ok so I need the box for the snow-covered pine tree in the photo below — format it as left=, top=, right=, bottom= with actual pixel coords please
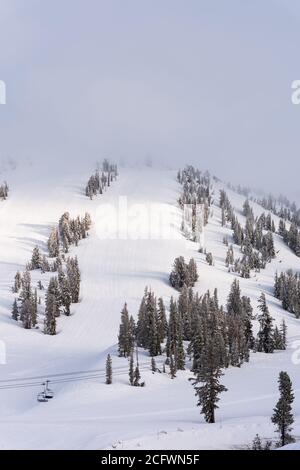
left=170, top=256, right=197, bottom=290
left=41, top=255, right=51, bottom=273
left=273, top=326, right=284, bottom=350
left=21, top=297, right=36, bottom=329
left=278, top=219, right=286, bottom=237
left=271, top=371, right=295, bottom=447
left=133, top=364, right=141, bottom=387
left=250, top=434, right=272, bottom=450
left=13, top=271, right=22, bottom=293
left=30, top=246, right=42, bottom=270
left=136, top=288, right=161, bottom=356
left=226, top=279, right=249, bottom=366
left=118, top=303, right=134, bottom=357
left=20, top=269, right=32, bottom=302
left=190, top=334, right=227, bottom=423
left=169, top=256, right=188, bottom=290
left=58, top=269, right=72, bottom=315
left=251, top=434, right=263, bottom=450
left=274, top=270, right=300, bottom=318
left=241, top=295, right=254, bottom=349
left=188, top=258, right=198, bottom=284
left=166, top=297, right=180, bottom=359
left=257, top=293, right=274, bottom=353
left=129, top=353, right=134, bottom=385
left=144, top=290, right=159, bottom=356
left=66, top=256, right=80, bottom=303
left=280, top=319, right=287, bottom=350
left=178, top=285, right=192, bottom=341
left=105, top=354, right=112, bottom=384
left=243, top=199, right=252, bottom=217
left=206, top=252, right=213, bottom=266
left=136, top=292, right=147, bottom=347
left=84, top=212, right=92, bottom=231
left=19, top=270, right=37, bottom=329
left=47, top=277, right=61, bottom=317
left=225, top=245, right=234, bottom=267
left=47, top=228, right=60, bottom=258
left=44, top=291, right=57, bottom=335
left=157, top=297, right=167, bottom=344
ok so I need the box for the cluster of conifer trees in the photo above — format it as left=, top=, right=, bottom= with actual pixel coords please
left=27, top=246, right=53, bottom=273
left=0, top=181, right=9, bottom=200
left=177, top=166, right=211, bottom=242
left=255, top=292, right=287, bottom=353
left=254, top=192, right=300, bottom=256
left=241, top=184, right=300, bottom=257
left=274, top=270, right=300, bottom=318
left=85, top=160, right=118, bottom=199
left=169, top=256, right=198, bottom=290
left=257, top=193, right=300, bottom=228
left=11, top=270, right=37, bottom=329
left=278, top=220, right=300, bottom=257
left=47, top=211, right=91, bottom=256
left=177, top=166, right=212, bottom=207
left=11, top=212, right=88, bottom=334
left=220, top=191, right=276, bottom=277
left=11, top=256, right=80, bottom=334
left=117, top=279, right=286, bottom=423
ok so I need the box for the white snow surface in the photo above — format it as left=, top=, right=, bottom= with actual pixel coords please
left=0, top=162, right=300, bottom=450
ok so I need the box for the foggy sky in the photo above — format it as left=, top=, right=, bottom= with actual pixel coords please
left=0, top=0, right=300, bottom=201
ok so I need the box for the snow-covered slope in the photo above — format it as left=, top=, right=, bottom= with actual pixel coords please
left=0, top=163, right=299, bottom=450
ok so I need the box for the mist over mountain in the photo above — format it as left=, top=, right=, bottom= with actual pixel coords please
left=0, top=0, right=300, bottom=202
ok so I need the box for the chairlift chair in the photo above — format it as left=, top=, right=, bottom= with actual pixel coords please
left=44, top=380, right=54, bottom=399
left=37, top=384, right=48, bottom=402
left=37, top=381, right=54, bottom=402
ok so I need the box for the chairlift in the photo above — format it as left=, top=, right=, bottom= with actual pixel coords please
left=37, top=383, right=48, bottom=403
left=44, top=380, right=54, bottom=399
left=37, top=380, right=54, bottom=402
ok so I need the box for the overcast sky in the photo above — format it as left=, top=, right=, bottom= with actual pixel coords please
left=0, top=0, right=300, bottom=201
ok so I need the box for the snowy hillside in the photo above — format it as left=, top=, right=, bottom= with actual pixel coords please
left=0, top=162, right=299, bottom=450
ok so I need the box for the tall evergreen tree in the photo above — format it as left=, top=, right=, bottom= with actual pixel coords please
left=105, top=354, right=112, bottom=384
left=44, top=291, right=57, bottom=335
left=118, top=303, right=133, bottom=357
left=257, top=293, right=274, bottom=353
left=30, top=246, right=42, bottom=270
left=157, top=297, right=167, bottom=343
left=58, top=269, right=72, bottom=315
left=66, top=256, right=80, bottom=303
left=133, top=364, right=141, bottom=387
left=226, top=279, right=249, bottom=366
left=188, top=258, right=198, bottom=284
left=47, top=228, right=60, bottom=258
left=190, top=336, right=227, bottom=423
left=129, top=353, right=134, bottom=386
left=13, top=271, right=22, bottom=293
left=166, top=297, right=180, bottom=358
left=280, top=319, right=287, bottom=350
left=271, top=371, right=295, bottom=447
